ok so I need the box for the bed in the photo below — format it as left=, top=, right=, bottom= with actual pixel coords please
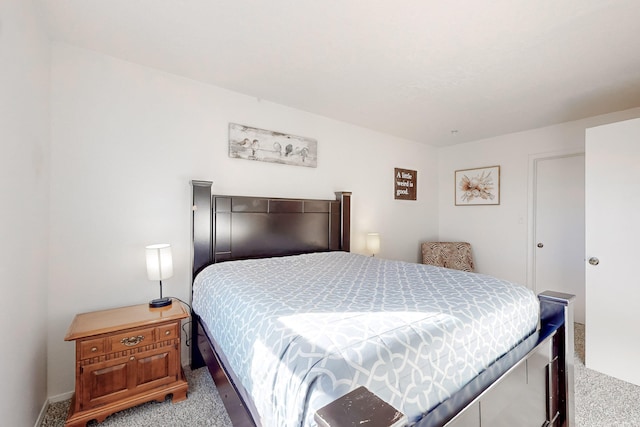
left=189, top=181, right=575, bottom=427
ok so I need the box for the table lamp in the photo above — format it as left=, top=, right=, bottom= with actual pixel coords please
left=146, top=243, right=173, bottom=308
left=366, top=232, right=380, bottom=257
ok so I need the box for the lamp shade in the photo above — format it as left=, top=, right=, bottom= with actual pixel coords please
left=146, top=244, right=173, bottom=281
left=366, top=233, right=380, bottom=256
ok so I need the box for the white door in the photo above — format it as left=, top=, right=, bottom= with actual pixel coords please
left=534, top=154, right=585, bottom=323
left=585, top=117, right=640, bottom=386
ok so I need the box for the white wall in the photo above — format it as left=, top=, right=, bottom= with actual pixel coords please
left=48, top=43, right=439, bottom=396
left=0, top=0, right=51, bottom=424
left=438, top=107, right=640, bottom=286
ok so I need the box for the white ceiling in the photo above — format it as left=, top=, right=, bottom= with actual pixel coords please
left=36, top=0, right=640, bottom=146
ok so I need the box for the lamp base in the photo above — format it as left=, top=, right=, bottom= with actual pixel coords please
left=149, top=297, right=172, bottom=308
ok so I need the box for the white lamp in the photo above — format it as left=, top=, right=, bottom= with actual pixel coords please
left=146, top=243, right=173, bottom=308
left=366, top=233, right=380, bottom=257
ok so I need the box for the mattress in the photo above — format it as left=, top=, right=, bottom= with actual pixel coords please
left=192, top=252, right=539, bottom=426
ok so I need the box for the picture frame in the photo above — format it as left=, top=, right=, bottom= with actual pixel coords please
left=455, top=165, right=500, bottom=205
left=228, top=123, right=317, bottom=168
left=394, top=168, right=417, bottom=201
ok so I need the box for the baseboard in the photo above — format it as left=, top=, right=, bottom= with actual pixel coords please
left=49, top=390, right=74, bottom=403
left=34, top=399, right=48, bottom=427
left=35, top=391, right=74, bottom=427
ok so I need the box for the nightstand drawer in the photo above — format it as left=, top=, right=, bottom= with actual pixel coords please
left=157, top=323, right=178, bottom=340
left=80, top=338, right=106, bottom=359
left=110, top=327, right=155, bottom=352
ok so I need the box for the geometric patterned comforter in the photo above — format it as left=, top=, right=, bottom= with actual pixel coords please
left=192, top=252, right=539, bottom=426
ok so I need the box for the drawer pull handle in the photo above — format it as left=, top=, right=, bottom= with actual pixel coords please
left=120, top=335, right=144, bottom=346
left=165, top=330, right=171, bottom=336
left=91, top=347, right=98, bottom=352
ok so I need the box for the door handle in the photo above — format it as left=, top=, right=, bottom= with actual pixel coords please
left=537, top=243, right=544, bottom=248
left=589, top=257, right=600, bottom=266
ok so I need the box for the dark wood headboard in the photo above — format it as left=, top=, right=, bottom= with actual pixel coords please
left=191, top=180, right=352, bottom=280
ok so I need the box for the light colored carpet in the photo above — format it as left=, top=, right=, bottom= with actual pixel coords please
left=42, top=324, right=640, bottom=426
left=41, top=366, right=232, bottom=427
left=574, top=323, right=640, bottom=427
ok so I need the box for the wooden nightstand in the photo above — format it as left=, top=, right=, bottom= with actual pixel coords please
left=64, top=300, right=189, bottom=426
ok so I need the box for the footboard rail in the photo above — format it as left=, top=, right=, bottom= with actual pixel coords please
left=538, top=290, right=575, bottom=427
left=316, top=291, right=575, bottom=427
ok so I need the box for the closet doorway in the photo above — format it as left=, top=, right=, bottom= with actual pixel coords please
left=532, top=153, right=585, bottom=324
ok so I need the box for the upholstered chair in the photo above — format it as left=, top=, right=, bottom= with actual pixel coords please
left=421, top=242, right=475, bottom=272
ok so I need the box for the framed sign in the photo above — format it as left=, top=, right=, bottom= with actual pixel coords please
left=394, top=168, right=417, bottom=200
left=455, top=165, right=500, bottom=205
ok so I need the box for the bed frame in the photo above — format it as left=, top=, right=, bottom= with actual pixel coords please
left=189, top=180, right=574, bottom=427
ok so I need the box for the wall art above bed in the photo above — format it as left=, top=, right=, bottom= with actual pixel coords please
left=228, top=123, right=318, bottom=168
left=455, top=165, right=500, bottom=205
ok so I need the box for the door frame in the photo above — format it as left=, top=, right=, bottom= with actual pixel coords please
left=527, top=149, right=585, bottom=294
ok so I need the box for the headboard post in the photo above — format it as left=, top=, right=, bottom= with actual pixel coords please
left=335, top=191, right=351, bottom=252
left=191, top=180, right=213, bottom=280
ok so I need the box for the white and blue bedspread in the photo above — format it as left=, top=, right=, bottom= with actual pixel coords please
left=193, top=252, right=539, bottom=426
